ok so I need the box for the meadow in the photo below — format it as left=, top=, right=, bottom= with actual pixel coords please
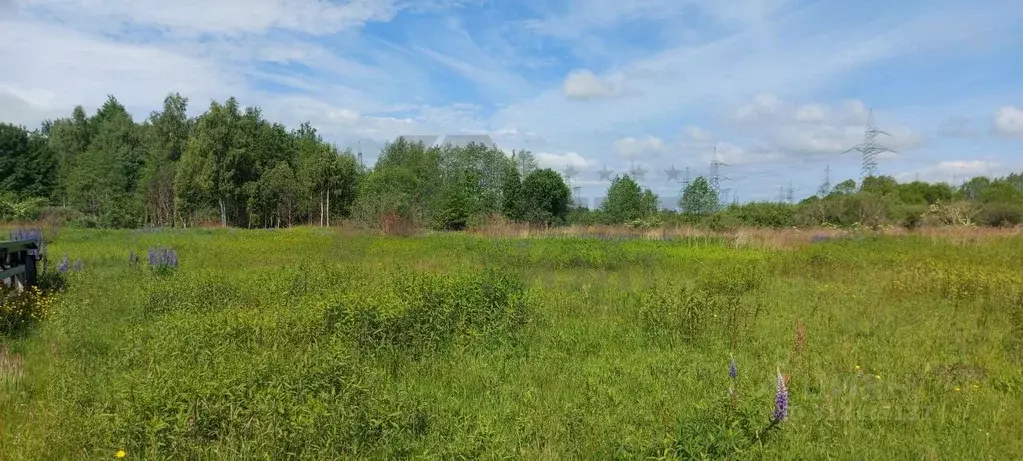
left=2, top=227, right=1023, bottom=459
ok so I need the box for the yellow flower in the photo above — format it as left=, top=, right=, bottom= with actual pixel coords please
left=953, top=387, right=961, bottom=392
left=855, top=365, right=861, bottom=371
left=874, top=374, right=881, bottom=380
left=115, top=450, right=126, bottom=458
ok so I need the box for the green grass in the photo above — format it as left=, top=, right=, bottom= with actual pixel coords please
left=2, top=228, right=1023, bottom=459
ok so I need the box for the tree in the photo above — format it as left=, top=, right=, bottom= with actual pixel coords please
left=501, top=162, right=524, bottom=221
left=249, top=161, right=298, bottom=227
left=353, top=137, right=442, bottom=225
left=680, top=176, right=719, bottom=217
left=601, top=175, right=657, bottom=224
left=519, top=168, right=571, bottom=226
left=140, top=93, right=191, bottom=226
left=511, top=150, right=538, bottom=177
left=830, top=179, right=857, bottom=196
left=65, top=96, right=143, bottom=227
left=48, top=105, right=92, bottom=206
left=860, top=175, right=898, bottom=196
left=175, top=98, right=241, bottom=226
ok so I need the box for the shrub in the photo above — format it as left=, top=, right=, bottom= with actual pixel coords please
left=0, top=285, right=56, bottom=336
left=977, top=203, right=1023, bottom=227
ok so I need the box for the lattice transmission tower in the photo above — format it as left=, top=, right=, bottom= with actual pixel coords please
left=710, top=147, right=729, bottom=192
left=817, top=164, right=831, bottom=197
left=842, top=109, right=898, bottom=179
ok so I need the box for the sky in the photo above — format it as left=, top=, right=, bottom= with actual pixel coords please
left=2, top=0, right=1023, bottom=207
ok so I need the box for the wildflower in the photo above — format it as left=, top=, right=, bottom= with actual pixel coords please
left=772, top=369, right=789, bottom=423
left=115, top=449, right=126, bottom=458
left=729, top=357, right=738, bottom=380
left=954, top=387, right=961, bottom=392
left=148, top=246, right=179, bottom=271
left=72, top=258, right=84, bottom=272
left=57, top=255, right=69, bottom=273
left=855, top=364, right=861, bottom=371
left=875, top=374, right=882, bottom=380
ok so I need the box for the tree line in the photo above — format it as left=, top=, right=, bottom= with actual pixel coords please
left=1, top=92, right=1022, bottom=231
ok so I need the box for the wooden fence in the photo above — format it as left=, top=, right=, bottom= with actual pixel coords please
left=0, top=240, right=40, bottom=290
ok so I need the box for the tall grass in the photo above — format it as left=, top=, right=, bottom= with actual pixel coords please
left=1, top=227, right=1022, bottom=459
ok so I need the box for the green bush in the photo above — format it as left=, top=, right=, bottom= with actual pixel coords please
left=702, top=212, right=743, bottom=233
left=978, top=203, right=1023, bottom=226
left=0, top=285, right=55, bottom=336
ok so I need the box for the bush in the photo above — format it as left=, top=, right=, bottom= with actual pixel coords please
left=977, top=203, right=1023, bottom=227
left=0, top=285, right=56, bottom=336
left=702, top=212, right=743, bottom=233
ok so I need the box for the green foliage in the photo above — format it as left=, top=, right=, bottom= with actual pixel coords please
left=0, top=285, right=57, bottom=337
left=519, top=168, right=571, bottom=225
left=724, top=202, right=796, bottom=228
left=501, top=163, right=523, bottom=221
left=601, top=175, right=658, bottom=224
left=8, top=90, right=1023, bottom=232
left=0, top=123, right=57, bottom=201
left=680, top=176, right=719, bottom=217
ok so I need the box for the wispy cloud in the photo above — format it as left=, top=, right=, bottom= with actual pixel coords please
left=0, top=0, right=1022, bottom=202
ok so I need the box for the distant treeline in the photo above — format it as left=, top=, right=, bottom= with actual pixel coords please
left=1, top=92, right=1021, bottom=230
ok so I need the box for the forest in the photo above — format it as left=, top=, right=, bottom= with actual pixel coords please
left=2, top=92, right=1022, bottom=231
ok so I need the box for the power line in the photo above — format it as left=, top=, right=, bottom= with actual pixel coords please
left=842, top=109, right=898, bottom=179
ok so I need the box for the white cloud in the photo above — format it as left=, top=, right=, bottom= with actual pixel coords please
left=0, top=18, right=243, bottom=123
left=733, top=94, right=783, bottom=123
left=726, top=95, right=925, bottom=159
left=613, top=136, right=666, bottom=157
left=684, top=126, right=711, bottom=142
left=23, top=0, right=402, bottom=36
left=562, top=69, right=620, bottom=100
left=535, top=151, right=593, bottom=169
left=897, top=160, right=995, bottom=183
left=992, top=105, right=1023, bottom=137
left=794, top=103, right=830, bottom=123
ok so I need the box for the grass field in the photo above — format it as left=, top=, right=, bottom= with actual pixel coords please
left=2, top=227, right=1023, bottom=459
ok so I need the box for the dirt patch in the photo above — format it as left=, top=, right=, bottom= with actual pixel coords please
left=0, top=344, right=24, bottom=382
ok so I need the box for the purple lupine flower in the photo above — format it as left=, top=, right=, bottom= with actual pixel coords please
left=57, top=255, right=70, bottom=273
left=148, top=246, right=179, bottom=271
left=729, top=357, right=738, bottom=380
left=772, top=369, right=789, bottom=423
left=72, top=258, right=84, bottom=272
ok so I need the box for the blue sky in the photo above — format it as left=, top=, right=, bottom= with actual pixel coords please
left=1, top=0, right=1022, bottom=206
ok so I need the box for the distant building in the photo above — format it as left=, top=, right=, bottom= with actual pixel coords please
left=394, top=134, right=498, bottom=150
